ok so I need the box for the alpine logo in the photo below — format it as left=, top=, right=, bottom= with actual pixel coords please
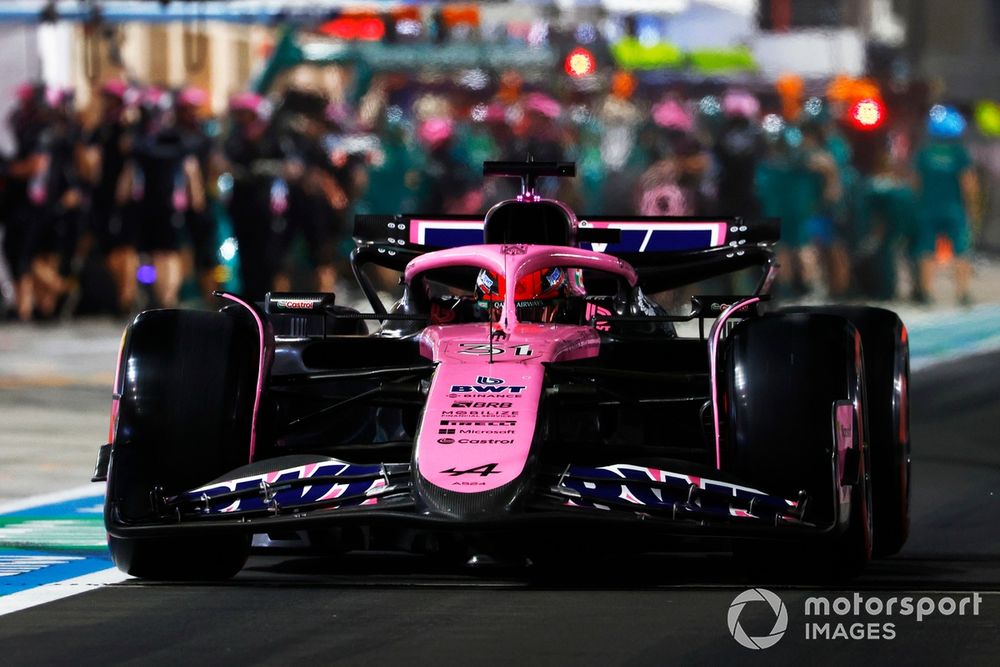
left=440, top=463, right=501, bottom=477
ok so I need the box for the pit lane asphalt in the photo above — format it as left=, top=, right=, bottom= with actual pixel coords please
left=2, top=351, right=1000, bottom=666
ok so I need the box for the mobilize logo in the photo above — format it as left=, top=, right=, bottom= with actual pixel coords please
left=728, top=588, right=788, bottom=650
left=440, top=420, right=517, bottom=427
left=442, top=410, right=518, bottom=418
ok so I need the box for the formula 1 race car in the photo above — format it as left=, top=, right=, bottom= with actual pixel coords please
left=93, top=161, right=910, bottom=580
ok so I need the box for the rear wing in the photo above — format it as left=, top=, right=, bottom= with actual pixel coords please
left=353, top=214, right=779, bottom=255
left=352, top=213, right=779, bottom=305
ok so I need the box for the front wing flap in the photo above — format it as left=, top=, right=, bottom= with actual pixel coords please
left=128, top=458, right=810, bottom=535
left=536, top=464, right=807, bottom=527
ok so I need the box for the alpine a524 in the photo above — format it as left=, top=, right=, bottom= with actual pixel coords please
left=93, top=161, right=910, bottom=579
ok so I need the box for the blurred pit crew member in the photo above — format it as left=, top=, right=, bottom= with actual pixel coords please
left=800, top=119, right=849, bottom=297
left=714, top=90, right=762, bottom=217
left=755, top=118, right=811, bottom=296
left=281, top=103, right=351, bottom=294
left=913, top=105, right=981, bottom=305
left=83, top=79, right=138, bottom=313
left=4, top=84, right=83, bottom=319
left=418, top=115, right=481, bottom=215
left=856, top=148, right=918, bottom=300
left=4, top=83, right=50, bottom=319
left=123, top=87, right=204, bottom=308
left=222, top=92, right=287, bottom=301
left=34, top=87, right=85, bottom=318
left=176, top=86, right=219, bottom=301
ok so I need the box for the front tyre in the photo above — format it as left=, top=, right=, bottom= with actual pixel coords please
left=724, top=312, right=872, bottom=577
left=105, top=309, right=260, bottom=579
left=109, top=534, right=250, bottom=581
left=782, top=306, right=910, bottom=557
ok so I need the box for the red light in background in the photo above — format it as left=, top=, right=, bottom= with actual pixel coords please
left=318, top=16, right=385, bottom=41
left=849, top=98, right=885, bottom=130
left=565, top=47, right=596, bottom=78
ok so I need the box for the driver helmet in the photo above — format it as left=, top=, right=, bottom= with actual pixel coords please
left=475, top=267, right=567, bottom=322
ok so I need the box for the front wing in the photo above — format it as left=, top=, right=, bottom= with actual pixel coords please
left=105, top=456, right=841, bottom=540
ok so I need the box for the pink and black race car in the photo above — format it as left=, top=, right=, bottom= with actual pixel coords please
left=93, top=161, right=909, bottom=579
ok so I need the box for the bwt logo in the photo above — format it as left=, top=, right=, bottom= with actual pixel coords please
left=728, top=588, right=788, bottom=650
left=450, top=385, right=526, bottom=394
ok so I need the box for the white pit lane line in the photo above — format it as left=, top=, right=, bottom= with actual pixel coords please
left=0, top=567, right=129, bottom=616
left=0, top=484, right=102, bottom=514
left=0, top=485, right=130, bottom=617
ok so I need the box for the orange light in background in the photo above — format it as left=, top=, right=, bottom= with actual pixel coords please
left=565, top=47, right=596, bottom=78
left=827, top=75, right=881, bottom=104
left=775, top=73, right=804, bottom=120
left=257, top=38, right=274, bottom=60
left=849, top=98, right=886, bottom=130
left=391, top=6, right=422, bottom=22
left=498, top=70, right=523, bottom=104
left=440, top=5, right=480, bottom=28
left=611, top=71, right=636, bottom=99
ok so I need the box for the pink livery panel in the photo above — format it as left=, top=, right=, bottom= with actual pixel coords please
left=415, top=323, right=600, bottom=493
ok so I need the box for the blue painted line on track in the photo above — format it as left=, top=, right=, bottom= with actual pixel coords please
left=0, top=550, right=113, bottom=595
left=0, top=492, right=112, bottom=597
left=906, top=305, right=1000, bottom=369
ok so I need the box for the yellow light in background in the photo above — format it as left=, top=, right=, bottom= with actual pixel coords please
left=212, top=265, right=231, bottom=284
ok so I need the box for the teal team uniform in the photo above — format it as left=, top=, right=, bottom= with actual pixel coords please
left=801, top=145, right=836, bottom=246
left=858, top=176, right=919, bottom=298
left=914, top=141, right=972, bottom=256
left=827, top=133, right=858, bottom=243
left=756, top=152, right=812, bottom=249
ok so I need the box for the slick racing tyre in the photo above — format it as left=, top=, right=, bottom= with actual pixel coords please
left=105, top=309, right=259, bottom=579
left=782, top=306, right=910, bottom=557
left=723, top=312, right=873, bottom=577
